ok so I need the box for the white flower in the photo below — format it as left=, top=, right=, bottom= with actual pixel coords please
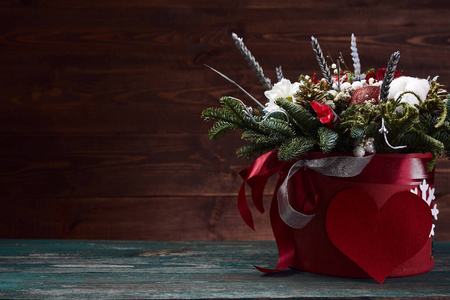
left=264, top=78, right=300, bottom=103
left=388, top=76, right=430, bottom=107
left=340, top=82, right=351, bottom=91
left=327, top=90, right=338, bottom=97
left=351, top=81, right=363, bottom=90
left=263, top=102, right=284, bottom=114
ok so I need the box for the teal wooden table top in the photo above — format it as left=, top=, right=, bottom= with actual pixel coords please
left=0, top=240, right=448, bottom=299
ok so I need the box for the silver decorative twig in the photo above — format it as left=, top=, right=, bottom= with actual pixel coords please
left=204, top=64, right=265, bottom=109
left=227, top=96, right=289, bottom=124
left=380, top=51, right=401, bottom=102
left=379, top=118, right=407, bottom=149
left=231, top=33, right=272, bottom=90
left=227, top=96, right=260, bottom=125
left=311, top=36, right=333, bottom=87
left=336, top=60, right=341, bottom=91
left=276, top=66, right=284, bottom=82
left=350, top=33, right=362, bottom=80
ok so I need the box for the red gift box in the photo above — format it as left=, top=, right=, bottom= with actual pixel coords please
left=239, top=152, right=436, bottom=283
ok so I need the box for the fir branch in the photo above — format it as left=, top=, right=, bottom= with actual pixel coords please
left=433, top=129, right=450, bottom=149
left=231, top=33, right=272, bottom=90
left=419, top=96, right=448, bottom=129
left=240, top=118, right=295, bottom=155
left=241, top=124, right=289, bottom=149
left=276, top=66, right=284, bottom=82
left=260, top=117, right=296, bottom=137
left=275, top=98, right=322, bottom=137
left=278, top=137, right=316, bottom=161
left=318, top=127, right=339, bottom=153
left=201, top=106, right=243, bottom=125
left=255, top=133, right=286, bottom=147
left=379, top=102, right=419, bottom=150
left=241, top=130, right=266, bottom=142
left=311, top=36, right=333, bottom=87
left=208, top=120, right=238, bottom=140
left=397, top=130, right=444, bottom=170
left=236, top=142, right=276, bottom=159
left=418, top=112, right=438, bottom=134
left=380, top=51, right=401, bottom=102
left=201, top=97, right=263, bottom=135
left=350, top=33, right=362, bottom=80
left=220, top=96, right=261, bottom=131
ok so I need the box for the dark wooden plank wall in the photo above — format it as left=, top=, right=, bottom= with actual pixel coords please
left=0, top=0, right=448, bottom=241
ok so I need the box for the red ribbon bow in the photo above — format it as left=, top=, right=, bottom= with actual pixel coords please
left=238, top=150, right=318, bottom=272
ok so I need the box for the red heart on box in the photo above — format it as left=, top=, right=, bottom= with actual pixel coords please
left=326, top=189, right=432, bottom=284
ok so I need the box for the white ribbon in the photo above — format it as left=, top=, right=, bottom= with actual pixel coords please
left=278, top=155, right=374, bottom=229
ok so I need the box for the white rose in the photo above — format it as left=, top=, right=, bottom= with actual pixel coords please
left=264, top=78, right=300, bottom=103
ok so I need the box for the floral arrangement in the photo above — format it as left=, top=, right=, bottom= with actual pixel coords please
left=202, top=34, right=450, bottom=169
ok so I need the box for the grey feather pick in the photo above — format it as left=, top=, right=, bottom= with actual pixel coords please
left=231, top=33, right=272, bottom=90
left=276, top=66, right=284, bottom=82
left=380, top=51, right=401, bottom=102
left=350, top=34, right=362, bottom=80
left=311, top=36, right=333, bottom=87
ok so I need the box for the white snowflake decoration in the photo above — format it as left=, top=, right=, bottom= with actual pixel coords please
left=410, top=179, right=438, bottom=237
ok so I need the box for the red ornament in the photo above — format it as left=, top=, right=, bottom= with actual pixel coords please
left=349, top=85, right=380, bottom=105
left=326, top=189, right=432, bottom=284
left=310, top=101, right=338, bottom=129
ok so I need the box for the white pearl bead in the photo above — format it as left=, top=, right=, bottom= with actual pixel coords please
left=353, top=145, right=366, bottom=157
left=364, top=141, right=376, bottom=154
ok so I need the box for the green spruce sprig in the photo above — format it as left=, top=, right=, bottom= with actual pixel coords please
left=318, top=127, right=339, bottom=153
left=202, top=96, right=263, bottom=140
left=311, top=36, right=333, bottom=87
left=231, top=33, right=272, bottom=90
left=275, top=98, right=322, bottom=137
left=380, top=51, right=401, bottom=102
left=278, top=137, right=316, bottom=161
